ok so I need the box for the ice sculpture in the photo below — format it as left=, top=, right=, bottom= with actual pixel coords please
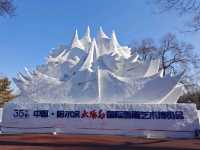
left=12, top=27, right=184, bottom=104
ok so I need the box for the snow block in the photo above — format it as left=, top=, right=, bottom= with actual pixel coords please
left=1, top=103, right=200, bottom=138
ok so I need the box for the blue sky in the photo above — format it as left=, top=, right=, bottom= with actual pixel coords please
left=0, top=0, right=200, bottom=79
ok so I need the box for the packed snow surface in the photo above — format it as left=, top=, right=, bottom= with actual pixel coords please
left=12, top=27, right=184, bottom=104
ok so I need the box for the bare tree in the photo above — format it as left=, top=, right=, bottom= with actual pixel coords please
left=131, top=38, right=157, bottom=61
left=132, top=33, right=198, bottom=76
left=158, top=33, right=196, bottom=76
left=154, top=0, right=200, bottom=13
left=153, top=0, right=200, bottom=31
left=0, top=0, right=15, bottom=16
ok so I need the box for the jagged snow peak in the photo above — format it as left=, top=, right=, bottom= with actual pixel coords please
left=98, top=26, right=109, bottom=39
left=79, top=38, right=98, bottom=72
left=70, top=29, right=84, bottom=50
left=80, top=26, right=92, bottom=51
left=12, top=27, right=184, bottom=104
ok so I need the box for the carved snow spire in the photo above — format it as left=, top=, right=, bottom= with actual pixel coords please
left=70, top=29, right=84, bottom=49
left=32, top=70, right=45, bottom=79
left=49, top=49, right=70, bottom=63
left=80, top=26, right=92, bottom=51
left=60, top=50, right=70, bottom=62
left=97, top=27, right=110, bottom=56
left=110, top=30, right=120, bottom=48
left=93, top=39, right=99, bottom=61
left=83, top=26, right=91, bottom=42
left=24, top=67, right=33, bottom=79
left=98, top=26, right=109, bottom=39
left=130, top=54, right=139, bottom=63
left=17, top=72, right=29, bottom=83
left=110, top=30, right=131, bottom=59
left=20, top=72, right=31, bottom=80
left=79, top=38, right=97, bottom=71
left=109, top=30, right=122, bottom=55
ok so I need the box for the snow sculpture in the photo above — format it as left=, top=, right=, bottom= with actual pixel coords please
left=3, top=27, right=200, bottom=139
left=13, top=27, right=184, bottom=104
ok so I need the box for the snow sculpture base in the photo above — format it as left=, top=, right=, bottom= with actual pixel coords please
left=2, top=102, right=200, bottom=138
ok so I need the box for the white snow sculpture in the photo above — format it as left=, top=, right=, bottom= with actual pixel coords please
left=159, top=83, right=186, bottom=104
left=144, top=59, right=160, bottom=77
left=80, top=26, right=92, bottom=51
left=70, top=29, right=84, bottom=50
left=12, top=27, right=184, bottom=104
